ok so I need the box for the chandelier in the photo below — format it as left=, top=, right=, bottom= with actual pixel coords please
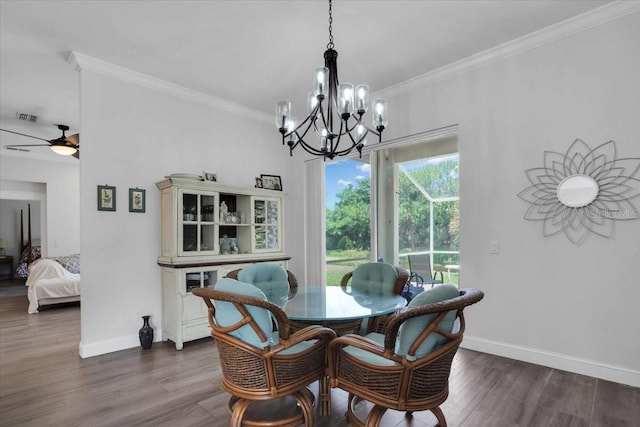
left=276, top=0, right=387, bottom=160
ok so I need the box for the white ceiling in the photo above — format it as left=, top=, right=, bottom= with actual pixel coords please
left=0, top=0, right=614, bottom=154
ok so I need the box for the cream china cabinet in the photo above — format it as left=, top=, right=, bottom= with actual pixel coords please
left=156, top=175, right=288, bottom=349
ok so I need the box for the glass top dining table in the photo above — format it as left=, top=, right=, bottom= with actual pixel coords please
left=284, top=286, right=407, bottom=322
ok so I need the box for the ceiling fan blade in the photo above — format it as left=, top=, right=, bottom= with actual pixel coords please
left=73, top=150, right=80, bottom=159
left=65, top=133, right=79, bottom=146
left=4, top=146, right=30, bottom=152
left=0, top=128, right=50, bottom=142
left=4, top=143, right=51, bottom=147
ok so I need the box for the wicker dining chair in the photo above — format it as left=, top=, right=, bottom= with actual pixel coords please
left=192, top=278, right=336, bottom=427
left=340, top=262, right=410, bottom=334
left=328, top=285, right=484, bottom=427
left=225, top=263, right=299, bottom=302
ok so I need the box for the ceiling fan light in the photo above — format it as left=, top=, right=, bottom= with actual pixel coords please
left=50, top=145, right=77, bottom=156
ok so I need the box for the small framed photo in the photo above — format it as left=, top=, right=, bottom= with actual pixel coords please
left=255, top=177, right=263, bottom=188
left=98, top=185, right=116, bottom=211
left=202, top=171, right=217, bottom=182
left=129, top=188, right=146, bottom=213
left=260, top=174, right=282, bottom=191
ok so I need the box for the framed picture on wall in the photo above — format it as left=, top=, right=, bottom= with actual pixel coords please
left=202, top=171, right=217, bottom=182
left=98, top=185, right=116, bottom=211
left=260, top=174, right=282, bottom=191
left=129, top=188, right=146, bottom=213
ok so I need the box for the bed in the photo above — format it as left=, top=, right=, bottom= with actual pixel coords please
left=17, top=204, right=81, bottom=313
left=26, top=257, right=80, bottom=313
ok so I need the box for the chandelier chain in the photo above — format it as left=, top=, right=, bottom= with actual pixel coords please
left=327, top=0, right=334, bottom=49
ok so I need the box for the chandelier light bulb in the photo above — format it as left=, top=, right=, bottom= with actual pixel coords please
left=276, top=101, right=291, bottom=132
left=355, top=84, right=369, bottom=113
left=320, top=128, right=328, bottom=151
left=373, top=99, right=388, bottom=129
left=356, top=124, right=367, bottom=146
left=308, top=92, right=319, bottom=115
left=286, top=117, right=297, bottom=133
left=314, top=67, right=329, bottom=97
left=338, top=83, right=354, bottom=117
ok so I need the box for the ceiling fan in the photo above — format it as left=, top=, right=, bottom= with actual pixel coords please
left=1, top=124, right=80, bottom=159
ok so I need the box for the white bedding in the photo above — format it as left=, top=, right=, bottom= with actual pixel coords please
left=26, top=259, right=80, bottom=313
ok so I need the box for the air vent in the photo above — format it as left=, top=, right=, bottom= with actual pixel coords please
left=16, top=112, right=38, bottom=123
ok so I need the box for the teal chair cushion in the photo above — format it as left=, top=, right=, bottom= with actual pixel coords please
left=343, top=332, right=399, bottom=367
left=238, top=263, right=289, bottom=307
left=397, top=284, right=460, bottom=360
left=270, top=331, right=316, bottom=356
left=350, top=263, right=399, bottom=294
left=214, top=278, right=274, bottom=349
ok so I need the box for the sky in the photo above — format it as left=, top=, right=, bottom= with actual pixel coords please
left=325, top=153, right=458, bottom=209
left=325, top=159, right=370, bottom=209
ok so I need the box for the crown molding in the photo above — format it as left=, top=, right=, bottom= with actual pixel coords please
left=376, top=1, right=640, bottom=99
left=68, top=52, right=273, bottom=125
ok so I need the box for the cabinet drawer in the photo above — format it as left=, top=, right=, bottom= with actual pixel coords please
left=183, top=293, right=208, bottom=321
left=184, top=321, right=211, bottom=341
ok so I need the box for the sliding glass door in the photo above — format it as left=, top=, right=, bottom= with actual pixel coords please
left=324, top=154, right=371, bottom=285
left=325, top=133, right=458, bottom=285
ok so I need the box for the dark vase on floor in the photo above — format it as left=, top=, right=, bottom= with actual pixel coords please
left=139, top=315, right=154, bottom=349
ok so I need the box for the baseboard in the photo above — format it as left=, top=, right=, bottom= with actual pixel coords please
left=462, top=336, right=640, bottom=388
left=79, top=334, right=142, bottom=358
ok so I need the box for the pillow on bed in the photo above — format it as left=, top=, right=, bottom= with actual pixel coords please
left=18, top=245, right=41, bottom=264
left=51, top=254, right=80, bottom=274
left=16, top=246, right=42, bottom=278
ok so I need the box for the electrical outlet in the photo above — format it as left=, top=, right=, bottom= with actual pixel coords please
left=489, top=240, right=500, bottom=254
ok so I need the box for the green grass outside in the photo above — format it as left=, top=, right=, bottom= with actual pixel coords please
left=324, top=249, right=459, bottom=286
left=326, top=249, right=370, bottom=286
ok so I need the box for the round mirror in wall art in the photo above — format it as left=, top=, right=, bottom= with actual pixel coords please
left=556, top=175, right=599, bottom=208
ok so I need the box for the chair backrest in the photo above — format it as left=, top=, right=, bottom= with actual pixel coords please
left=408, top=254, right=434, bottom=281
left=236, top=263, right=289, bottom=307
left=396, top=284, right=460, bottom=359
left=383, top=287, right=484, bottom=360
left=343, top=262, right=407, bottom=295
left=226, top=263, right=297, bottom=303
left=211, top=277, right=274, bottom=349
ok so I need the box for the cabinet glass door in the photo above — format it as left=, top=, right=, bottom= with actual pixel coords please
left=200, top=194, right=216, bottom=252
left=185, top=269, right=218, bottom=293
left=253, top=198, right=280, bottom=251
left=180, top=190, right=217, bottom=255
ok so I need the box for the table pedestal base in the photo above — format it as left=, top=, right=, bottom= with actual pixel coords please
left=226, top=388, right=315, bottom=427
left=290, top=318, right=362, bottom=336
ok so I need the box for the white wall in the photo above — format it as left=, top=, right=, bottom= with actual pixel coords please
left=77, top=65, right=305, bottom=357
left=0, top=154, right=80, bottom=258
left=380, top=11, right=640, bottom=386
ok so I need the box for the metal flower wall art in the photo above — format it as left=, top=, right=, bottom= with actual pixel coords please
left=518, top=139, right=640, bottom=244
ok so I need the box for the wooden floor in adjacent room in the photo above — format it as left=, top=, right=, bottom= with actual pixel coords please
left=0, top=295, right=638, bottom=427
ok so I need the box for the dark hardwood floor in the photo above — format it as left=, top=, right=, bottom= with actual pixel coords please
left=1, top=295, right=638, bottom=427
